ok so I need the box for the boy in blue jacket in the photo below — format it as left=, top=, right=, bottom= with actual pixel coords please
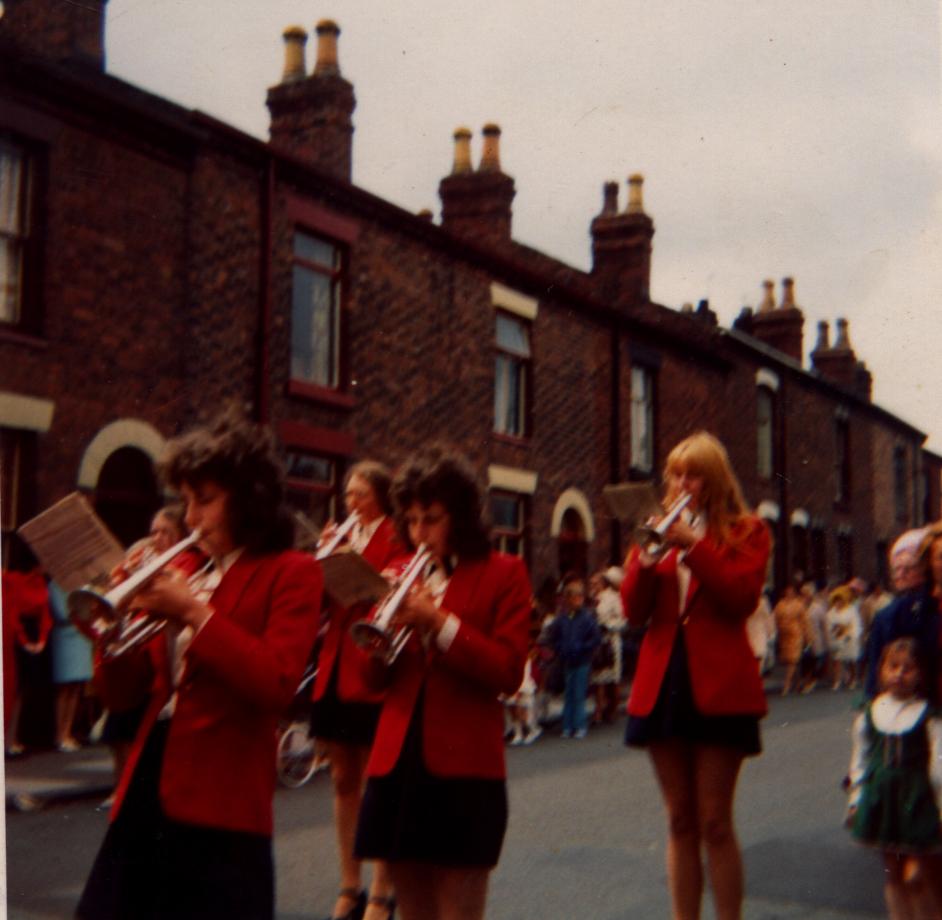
left=550, top=574, right=601, bottom=738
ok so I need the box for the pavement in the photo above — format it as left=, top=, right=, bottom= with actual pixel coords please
left=4, top=743, right=114, bottom=813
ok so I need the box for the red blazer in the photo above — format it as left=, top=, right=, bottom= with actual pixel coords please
left=622, top=516, right=770, bottom=718
left=98, top=550, right=322, bottom=836
left=364, top=552, right=531, bottom=780
left=312, top=516, right=403, bottom=706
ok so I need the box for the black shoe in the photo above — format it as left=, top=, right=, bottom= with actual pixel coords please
left=367, top=895, right=397, bottom=920
left=325, top=888, right=367, bottom=920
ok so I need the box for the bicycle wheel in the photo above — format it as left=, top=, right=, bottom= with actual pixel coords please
left=277, top=722, right=317, bottom=788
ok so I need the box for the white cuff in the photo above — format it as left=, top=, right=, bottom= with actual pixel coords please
left=436, top=613, right=461, bottom=652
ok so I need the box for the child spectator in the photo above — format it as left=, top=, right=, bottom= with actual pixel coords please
left=547, top=574, right=600, bottom=738
left=846, top=638, right=942, bottom=918
left=504, top=647, right=541, bottom=745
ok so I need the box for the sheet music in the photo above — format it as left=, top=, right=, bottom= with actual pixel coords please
left=16, top=492, right=125, bottom=591
left=318, top=550, right=390, bottom=608
left=602, top=482, right=663, bottom=524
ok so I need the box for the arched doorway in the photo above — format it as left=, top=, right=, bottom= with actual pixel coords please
left=94, top=446, right=161, bottom=547
left=557, top=507, right=588, bottom=579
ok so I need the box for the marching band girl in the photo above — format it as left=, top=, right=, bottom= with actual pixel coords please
left=310, top=461, right=402, bottom=920
left=77, top=411, right=322, bottom=920
left=353, top=447, right=531, bottom=920
left=621, top=431, right=770, bottom=920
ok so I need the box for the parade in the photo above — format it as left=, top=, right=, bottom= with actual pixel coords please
left=3, top=2, right=942, bottom=918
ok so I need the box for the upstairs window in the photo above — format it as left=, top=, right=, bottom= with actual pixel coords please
left=494, top=312, right=531, bottom=438
left=1, top=136, right=36, bottom=327
left=630, top=365, right=654, bottom=475
left=834, top=416, right=851, bottom=505
left=291, top=231, right=343, bottom=388
left=756, top=387, right=775, bottom=479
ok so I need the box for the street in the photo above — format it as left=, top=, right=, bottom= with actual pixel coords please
left=6, top=686, right=883, bottom=919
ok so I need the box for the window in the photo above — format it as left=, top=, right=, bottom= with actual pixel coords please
left=1, top=136, right=36, bottom=326
left=291, top=231, right=343, bottom=388
left=283, top=451, right=339, bottom=537
left=893, top=446, right=908, bottom=524
left=757, top=387, right=775, bottom=479
left=490, top=491, right=527, bottom=559
left=834, top=416, right=851, bottom=504
left=630, top=365, right=654, bottom=475
left=494, top=312, right=531, bottom=437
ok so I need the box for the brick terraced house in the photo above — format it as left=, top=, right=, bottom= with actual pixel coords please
left=1, top=0, right=939, bottom=595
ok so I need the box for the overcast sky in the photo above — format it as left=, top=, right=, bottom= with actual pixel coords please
left=103, top=0, right=942, bottom=451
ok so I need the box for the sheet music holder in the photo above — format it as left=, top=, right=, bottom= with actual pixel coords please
left=17, top=492, right=125, bottom=592
left=602, top=482, right=662, bottom=525
left=318, top=550, right=390, bottom=608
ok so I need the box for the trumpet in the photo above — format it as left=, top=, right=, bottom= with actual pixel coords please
left=68, top=529, right=203, bottom=658
left=315, top=513, right=359, bottom=560
left=634, top=493, right=693, bottom=559
left=349, top=544, right=431, bottom=664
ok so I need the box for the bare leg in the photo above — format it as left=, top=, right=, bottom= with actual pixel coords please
left=693, top=746, right=745, bottom=920
left=884, top=852, right=915, bottom=920
left=902, top=855, right=941, bottom=919
left=387, top=862, right=437, bottom=920
left=326, top=741, right=370, bottom=918
left=649, top=741, right=703, bottom=920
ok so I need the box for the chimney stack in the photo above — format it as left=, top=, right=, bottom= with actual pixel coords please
left=745, top=276, right=805, bottom=362
left=590, top=174, right=655, bottom=305
left=439, top=124, right=516, bottom=247
left=812, top=316, right=867, bottom=395
left=0, top=0, right=109, bottom=70
left=266, top=19, right=356, bottom=181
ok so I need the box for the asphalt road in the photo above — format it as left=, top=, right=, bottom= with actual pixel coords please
left=5, top=686, right=883, bottom=919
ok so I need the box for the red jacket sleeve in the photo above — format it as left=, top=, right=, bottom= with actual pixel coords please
left=621, top=547, right=658, bottom=628
left=187, top=552, right=323, bottom=713
left=683, top=516, right=771, bottom=621
left=436, top=556, right=531, bottom=696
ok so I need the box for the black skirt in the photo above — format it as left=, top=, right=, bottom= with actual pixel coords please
left=624, top=630, right=762, bottom=756
left=77, top=720, right=274, bottom=920
left=309, top=654, right=380, bottom=747
left=100, top=702, right=147, bottom=745
left=354, top=690, right=508, bottom=867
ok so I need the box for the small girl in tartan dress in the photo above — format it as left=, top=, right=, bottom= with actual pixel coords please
left=845, top=637, right=942, bottom=919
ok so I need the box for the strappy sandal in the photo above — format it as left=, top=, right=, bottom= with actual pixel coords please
left=366, top=894, right=397, bottom=920
left=325, top=887, right=366, bottom=920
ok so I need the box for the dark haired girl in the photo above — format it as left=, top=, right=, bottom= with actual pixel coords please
left=77, top=411, right=322, bottom=920
left=353, top=447, right=531, bottom=920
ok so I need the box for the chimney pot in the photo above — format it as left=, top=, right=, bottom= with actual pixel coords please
left=601, top=181, right=619, bottom=216
left=314, top=19, right=341, bottom=76
left=781, top=276, right=796, bottom=309
left=626, top=173, right=645, bottom=214
left=451, top=127, right=473, bottom=175
left=835, top=317, right=851, bottom=350
left=281, top=26, right=308, bottom=83
left=479, top=123, right=502, bottom=173
left=758, top=279, right=776, bottom=313
left=814, top=320, right=830, bottom=352
left=417, top=208, right=434, bottom=222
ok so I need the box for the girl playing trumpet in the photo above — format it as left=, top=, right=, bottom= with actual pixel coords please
left=77, top=410, right=322, bottom=920
left=353, top=447, right=531, bottom=920
left=310, top=461, right=402, bottom=920
left=621, top=431, right=771, bottom=920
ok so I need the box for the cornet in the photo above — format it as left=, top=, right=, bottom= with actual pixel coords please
left=68, top=529, right=203, bottom=658
left=315, top=513, right=359, bottom=560
left=634, top=493, right=693, bottom=559
left=349, top=544, right=432, bottom=664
